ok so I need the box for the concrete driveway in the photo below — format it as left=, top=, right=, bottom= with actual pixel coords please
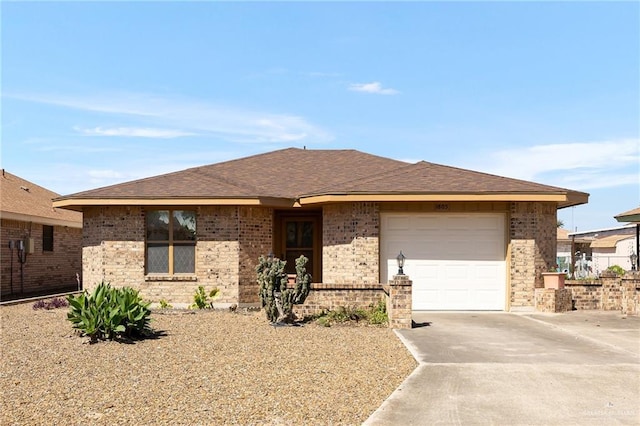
left=365, top=311, right=640, bottom=425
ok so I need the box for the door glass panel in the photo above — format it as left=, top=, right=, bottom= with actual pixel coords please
left=286, top=222, right=298, bottom=247
left=300, top=221, right=313, bottom=248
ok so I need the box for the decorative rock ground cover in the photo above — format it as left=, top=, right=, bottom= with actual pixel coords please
left=0, top=303, right=416, bottom=425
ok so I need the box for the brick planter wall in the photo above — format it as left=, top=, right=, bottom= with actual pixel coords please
left=293, top=283, right=384, bottom=318
left=621, top=272, right=640, bottom=316
left=564, top=281, right=602, bottom=310
left=535, top=288, right=572, bottom=312
left=385, top=274, right=412, bottom=329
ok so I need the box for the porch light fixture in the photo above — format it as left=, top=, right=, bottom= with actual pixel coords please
left=631, top=252, right=638, bottom=271
left=397, top=251, right=406, bottom=275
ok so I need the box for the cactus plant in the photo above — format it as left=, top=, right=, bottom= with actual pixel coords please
left=257, top=254, right=311, bottom=323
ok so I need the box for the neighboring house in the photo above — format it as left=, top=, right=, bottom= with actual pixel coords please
left=1, top=170, right=82, bottom=299
left=556, top=228, right=592, bottom=276
left=591, top=235, right=636, bottom=273
left=568, top=224, right=638, bottom=276
left=53, top=148, right=588, bottom=311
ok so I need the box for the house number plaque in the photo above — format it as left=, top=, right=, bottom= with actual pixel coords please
left=435, top=203, right=450, bottom=211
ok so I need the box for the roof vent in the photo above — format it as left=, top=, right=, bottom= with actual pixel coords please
left=20, top=186, right=30, bottom=192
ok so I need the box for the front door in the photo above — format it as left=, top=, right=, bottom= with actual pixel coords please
left=275, top=211, right=321, bottom=282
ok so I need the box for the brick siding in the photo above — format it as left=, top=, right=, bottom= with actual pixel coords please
left=322, top=202, right=379, bottom=284
left=1, top=218, right=81, bottom=298
left=81, top=205, right=272, bottom=305
left=509, top=202, right=557, bottom=308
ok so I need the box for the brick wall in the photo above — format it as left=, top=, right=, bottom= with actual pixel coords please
left=238, top=206, right=273, bottom=304
left=563, top=272, right=640, bottom=315
left=81, top=205, right=272, bottom=305
left=621, top=273, right=640, bottom=316
left=565, top=281, right=602, bottom=310
left=194, top=206, right=241, bottom=304
left=322, top=202, right=379, bottom=284
left=600, top=272, right=622, bottom=311
left=509, top=202, right=556, bottom=308
left=535, top=288, right=572, bottom=312
left=1, top=218, right=81, bottom=298
left=82, top=206, right=145, bottom=293
left=293, top=283, right=384, bottom=318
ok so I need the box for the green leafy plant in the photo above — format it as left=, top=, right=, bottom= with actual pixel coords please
left=312, top=299, right=388, bottom=327
left=257, top=254, right=311, bottom=323
left=190, top=286, right=220, bottom=309
left=605, top=265, right=625, bottom=276
left=67, top=281, right=152, bottom=343
left=158, top=299, right=172, bottom=309
left=368, top=299, right=388, bottom=325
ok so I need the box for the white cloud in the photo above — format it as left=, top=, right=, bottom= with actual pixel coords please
left=475, top=139, right=640, bottom=190
left=348, top=81, right=399, bottom=95
left=9, top=92, right=332, bottom=144
left=74, top=126, right=195, bottom=138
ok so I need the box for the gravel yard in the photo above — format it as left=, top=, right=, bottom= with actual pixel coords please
left=0, top=302, right=416, bottom=425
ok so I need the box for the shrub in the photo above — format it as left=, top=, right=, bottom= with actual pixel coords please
left=257, top=254, right=311, bottom=323
left=190, top=286, right=220, bottom=309
left=368, top=299, right=388, bottom=325
left=33, top=297, right=69, bottom=310
left=312, top=300, right=388, bottom=327
left=67, top=282, right=152, bottom=343
left=605, top=265, right=625, bottom=276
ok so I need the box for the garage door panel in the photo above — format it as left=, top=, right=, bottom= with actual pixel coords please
left=381, top=213, right=506, bottom=311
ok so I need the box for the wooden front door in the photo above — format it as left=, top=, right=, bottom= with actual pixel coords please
left=275, top=211, right=321, bottom=282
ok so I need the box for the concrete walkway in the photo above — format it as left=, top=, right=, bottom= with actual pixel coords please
left=365, top=311, right=640, bottom=426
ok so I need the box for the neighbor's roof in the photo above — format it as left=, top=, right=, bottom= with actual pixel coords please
left=615, top=207, right=640, bottom=223
left=53, top=148, right=589, bottom=211
left=1, top=170, right=82, bottom=227
left=557, top=228, right=592, bottom=244
left=590, top=234, right=634, bottom=249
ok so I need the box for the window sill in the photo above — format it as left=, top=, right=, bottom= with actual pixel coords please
left=145, top=275, right=197, bottom=282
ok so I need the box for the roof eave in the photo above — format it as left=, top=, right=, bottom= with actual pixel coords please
left=615, top=214, right=640, bottom=223
left=298, top=192, right=587, bottom=206
left=52, top=196, right=297, bottom=211
left=0, top=211, right=82, bottom=228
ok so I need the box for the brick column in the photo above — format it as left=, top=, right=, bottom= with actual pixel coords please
left=600, top=271, right=622, bottom=311
left=535, top=288, right=572, bottom=312
left=621, top=272, right=640, bottom=316
left=387, top=275, right=412, bottom=329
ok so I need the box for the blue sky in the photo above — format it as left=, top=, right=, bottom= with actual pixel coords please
left=2, top=1, right=638, bottom=233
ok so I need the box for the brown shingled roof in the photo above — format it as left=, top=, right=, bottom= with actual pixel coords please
left=53, top=147, right=589, bottom=210
left=56, top=148, right=407, bottom=200
left=304, top=161, right=573, bottom=195
left=1, top=170, right=82, bottom=226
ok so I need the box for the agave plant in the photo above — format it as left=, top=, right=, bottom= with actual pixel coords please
left=67, top=282, right=151, bottom=343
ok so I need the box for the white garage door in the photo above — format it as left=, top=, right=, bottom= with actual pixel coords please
left=381, top=213, right=506, bottom=310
